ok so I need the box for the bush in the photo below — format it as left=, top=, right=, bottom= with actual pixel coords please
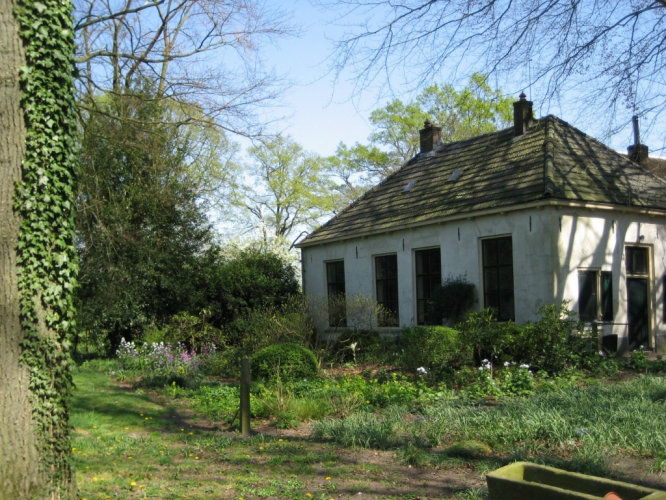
left=326, top=329, right=386, bottom=365
left=200, top=348, right=242, bottom=378
left=397, top=325, right=468, bottom=381
left=425, top=274, right=476, bottom=325
left=456, top=309, right=517, bottom=365
left=251, top=343, right=318, bottom=382
left=513, top=304, right=588, bottom=373
left=225, top=296, right=315, bottom=354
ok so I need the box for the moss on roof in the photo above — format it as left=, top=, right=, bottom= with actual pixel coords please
left=299, top=116, right=666, bottom=247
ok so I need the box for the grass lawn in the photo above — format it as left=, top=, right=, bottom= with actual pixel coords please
left=71, top=361, right=665, bottom=500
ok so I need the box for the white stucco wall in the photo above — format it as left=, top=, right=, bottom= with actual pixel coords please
left=301, top=205, right=666, bottom=353
left=556, top=210, right=666, bottom=352
left=301, top=207, right=559, bottom=333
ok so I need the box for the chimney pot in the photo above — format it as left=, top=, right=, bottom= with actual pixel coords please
left=513, top=92, right=533, bottom=137
left=419, top=120, right=441, bottom=153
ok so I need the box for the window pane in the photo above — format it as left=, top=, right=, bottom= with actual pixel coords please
left=415, top=248, right=441, bottom=324
left=626, top=247, right=648, bottom=275
left=601, top=271, right=613, bottom=321
left=326, top=261, right=346, bottom=327
left=578, top=271, right=597, bottom=321
left=482, top=237, right=514, bottom=321
left=376, top=255, right=398, bottom=326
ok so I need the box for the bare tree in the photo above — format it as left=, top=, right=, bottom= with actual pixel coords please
left=74, top=0, right=290, bottom=135
left=328, top=0, right=666, bottom=147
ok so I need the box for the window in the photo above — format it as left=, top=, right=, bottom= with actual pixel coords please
left=415, top=248, right=441, bottom=325
left=482, top=236, right=515, bottom=321
left=326, top=261, right=346, bottom=327
left=578, top=270, right=613, bottom=322
left=375, top=255, right=399, bottom=326
left=626, top=247, right=648, bottom=275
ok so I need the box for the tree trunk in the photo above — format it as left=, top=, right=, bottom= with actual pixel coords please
left=0, top=1, right=43, bottom=497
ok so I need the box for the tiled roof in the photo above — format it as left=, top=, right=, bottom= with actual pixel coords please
left=299, top=116, right=666, bottom=247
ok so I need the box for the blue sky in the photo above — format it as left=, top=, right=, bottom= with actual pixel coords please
left=254, top=0, right=664, bottom=159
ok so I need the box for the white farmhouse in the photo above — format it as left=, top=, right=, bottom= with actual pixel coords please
left=297, top=95, right=666, bottom=353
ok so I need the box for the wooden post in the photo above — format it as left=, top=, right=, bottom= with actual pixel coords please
left=240, top=356, right=251, bottom=436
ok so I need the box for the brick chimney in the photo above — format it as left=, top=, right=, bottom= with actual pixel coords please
left=627, top=115, right=648, bottom=164
left=419, top=120, right=441, bottom=153
left=513, top=92, right=533, bottom=137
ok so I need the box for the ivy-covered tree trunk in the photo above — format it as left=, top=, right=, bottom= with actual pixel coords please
left=0, top=0, right=79, bottom=498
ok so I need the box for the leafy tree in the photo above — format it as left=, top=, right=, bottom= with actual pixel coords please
left=328, top=75, right=513, bottom=198
left=234, top=135, right=337, bottom=249
left=76, top=86, right=220, bottom=353
left=1, top=0, right=79, bottom=497
left=330, top=0, right=666, bottom=146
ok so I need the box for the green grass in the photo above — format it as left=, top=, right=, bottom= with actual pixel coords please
left=71, top=360, right=665, bottom=499
left=72, top=361, right=436, bottom=500
left=312, top=375, right=666, bottom=477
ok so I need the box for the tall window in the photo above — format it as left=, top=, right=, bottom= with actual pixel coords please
left=375, top=255, right=399, bottom=326
left=326, top=260, right=346, bottom=327
left=482, top=236, right=514, bottom=321
left=578, top=270, right=613, bottom=322
left=415, top=248, right=441, bottom=325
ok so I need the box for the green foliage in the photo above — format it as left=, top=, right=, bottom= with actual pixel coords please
left=251, top=343, right=318, bottom=382
left=114, top=338, right=206, bottom=387
left=397, top=326, right=468, bottom=380
left=202, top=249, right=300, bottom=335
left=76, top=86, right=217, bottom=354
left=234, top=135, right=338, bottom=247
left=158, top=311, right=224, bottom=352
left=14, top=0, right=79, bottom=494
left=200, top=349, right=242, bottom=378
left=512, top=304, right=588, bottom=374
left=425, top=274, right=476, bottom=325
left=456, top=304, right=590, bottom=374
left=225, top=297, right=314, bottom=354
left=326, top=329, right=387, bottom=365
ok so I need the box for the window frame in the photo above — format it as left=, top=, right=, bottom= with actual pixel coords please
left=577, top=269, right=613, bottom=322
left=374, top=254, right=399, bottom=327
left=414, top=247, right=442, bottom=325
left=481, top=235, right=515, bottom=321
left=325, top=260, right=346, bottom=327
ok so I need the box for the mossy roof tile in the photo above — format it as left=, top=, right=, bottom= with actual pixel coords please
left=299, top=116, right=666, bottom=247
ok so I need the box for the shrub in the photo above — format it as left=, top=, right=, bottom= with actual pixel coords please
left=326, top=329, right=387, bottom=365
left=149, top=311, right=225, bottom=352
left=425, top=274, right=476, bottom=325
left=513, top=303, right=588, bottom=373
left=251, top=343, right=318, bottom=382
left=398, top=325, right=469, bottom=381
left=225, top=296, right=315, bottom=354
left=200, top=348, right=242, bottom=378
left=456, top=309, right=517, bottom=365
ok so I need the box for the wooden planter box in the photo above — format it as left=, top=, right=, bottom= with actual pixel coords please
left=487, top=462, right=666, bottom=500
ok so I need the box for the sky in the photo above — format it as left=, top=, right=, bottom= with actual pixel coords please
left=252, top=0, right=665, bottom=159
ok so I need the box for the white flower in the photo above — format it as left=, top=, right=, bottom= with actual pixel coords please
left=519, top=363, right=530, bottom=370
left=416, top=366, right=428, bottom=375
left=503, top=361, right=510, bottom=367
